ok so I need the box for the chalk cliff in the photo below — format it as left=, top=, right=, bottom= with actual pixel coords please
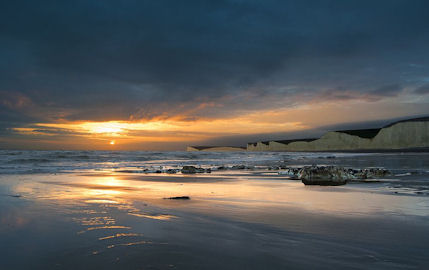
left=247, top=117, right=429, bottom=151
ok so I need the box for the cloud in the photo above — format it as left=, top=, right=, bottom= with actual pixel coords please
left=414, top=84, right=429, bottom=95
left=1, top=0, right=429, bottom=149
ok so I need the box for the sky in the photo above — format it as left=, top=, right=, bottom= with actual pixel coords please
left=1, top=0, right=429, bottom=150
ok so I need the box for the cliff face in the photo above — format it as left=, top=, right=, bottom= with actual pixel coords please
left=247, top=120, right=429, bottom=151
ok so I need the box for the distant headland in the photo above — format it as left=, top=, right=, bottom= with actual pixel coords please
left=187, top=117, right=429, bottom=152
left=187, top=146, right=247, bottom=152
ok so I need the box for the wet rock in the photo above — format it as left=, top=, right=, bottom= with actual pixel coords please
left=365, top=168, right=391, bottom=178
left=166, top=169, right=178, bottom=174
left=278, top=168, right=302, bottom=179
left=299, top=166, right=350, bottom=186
left=297, top=166, right=391, bottom=185
left=232, top=165, right=246, bottom=170
left=353, top=168, right=391, bottom=179
left=181, top=166, right=197, bottom=173
left=181, top=166, right=209, bottom=174
left=164, top=196, right=190, bottom=200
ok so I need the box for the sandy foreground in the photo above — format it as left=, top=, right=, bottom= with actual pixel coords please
left=1, top=170, right=429, bottom=269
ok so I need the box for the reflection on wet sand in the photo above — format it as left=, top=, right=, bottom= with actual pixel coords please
left=127, top=212, right=176, bottom=220
left=1, top=167, right=429, bottom=269
left=12, top=171, right=429, bottom=220
left=78, top=226, right=131, bottom=234
left=98, top=233, right=142, bottom=241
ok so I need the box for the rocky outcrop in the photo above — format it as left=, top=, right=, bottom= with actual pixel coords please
left=248, top=117, right=429, bottom=151
left=299, top=166, right=349, bottom=185
left=181, top=166, right=211, bottom=174
left=278, top=166, right=392, bottom=186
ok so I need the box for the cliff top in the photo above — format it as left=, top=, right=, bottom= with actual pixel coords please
left=383, top=116, right=429, bottom=128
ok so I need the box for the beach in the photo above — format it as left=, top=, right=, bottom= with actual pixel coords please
left=1, top=151, right=429, bottom=269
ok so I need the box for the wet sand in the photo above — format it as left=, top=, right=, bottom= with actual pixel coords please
left=1, top=169, right=429, bottom=269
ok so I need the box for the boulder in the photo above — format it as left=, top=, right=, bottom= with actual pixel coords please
left=299, top=166, right=350, bottom=186
left=181, top=166, right=208, bottom=174
left=181, top=166, right=197, bottom=174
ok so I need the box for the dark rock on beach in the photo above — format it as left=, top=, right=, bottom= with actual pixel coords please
left=297, top=166, right=392, bottom=186
left=181, top=166, right=210, bottom=174
left=164, top=196, right=191, bottom=200
left=299, top=166, right=348, bottom=186
left=166, top=169, right=178, bottom=174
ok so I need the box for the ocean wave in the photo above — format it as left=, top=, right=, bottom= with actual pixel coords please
left=7, top=158, right=52, bottom=164
left=0, top=150, right=429, bottom=176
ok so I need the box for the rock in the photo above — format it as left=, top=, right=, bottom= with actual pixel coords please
left=365, top=168, right=391, bottom=178
left=232, top=165, right=246, bottom=170
left=164, top=196, right=190, bottom=200
left=298, top=166, right=392, bottom=185
left=166, top=169, right=177, bottom=174
left=352, top=168, right=391, bottom=179
left=299, top=166, right=350, bottom=186
left=181, top=166, right=209, bottom=174
left=195, top=167, right=206, bottom=173
left=181, top=166, right=197, bottom=174
left=278, top=168, right=302, bottom=179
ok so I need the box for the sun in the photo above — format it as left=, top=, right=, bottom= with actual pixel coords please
left=109, top=140, right=115, bottom=145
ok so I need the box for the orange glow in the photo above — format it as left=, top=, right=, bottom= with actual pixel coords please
left=10, top=114, right=309, bottom=149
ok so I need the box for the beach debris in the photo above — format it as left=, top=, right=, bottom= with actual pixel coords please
left=164, top=196, right=190, bottom=200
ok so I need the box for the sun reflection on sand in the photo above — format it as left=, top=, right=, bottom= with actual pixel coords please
left=127, top=212, right=176, bottom=220
left=98, top=233, right=142, bottom=241
left=13, top=172, right=429, bottom=218
left=7, top=169, right=429, bottom=248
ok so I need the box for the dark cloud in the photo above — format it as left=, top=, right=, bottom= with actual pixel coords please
left=371, top=84, right=403, bottom=96
left=414, top=84, right=429, bottom=95
left=1, top=0, right=429, bottom=125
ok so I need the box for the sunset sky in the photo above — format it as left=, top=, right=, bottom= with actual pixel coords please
left=1, top=0, right=429, bottom=150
